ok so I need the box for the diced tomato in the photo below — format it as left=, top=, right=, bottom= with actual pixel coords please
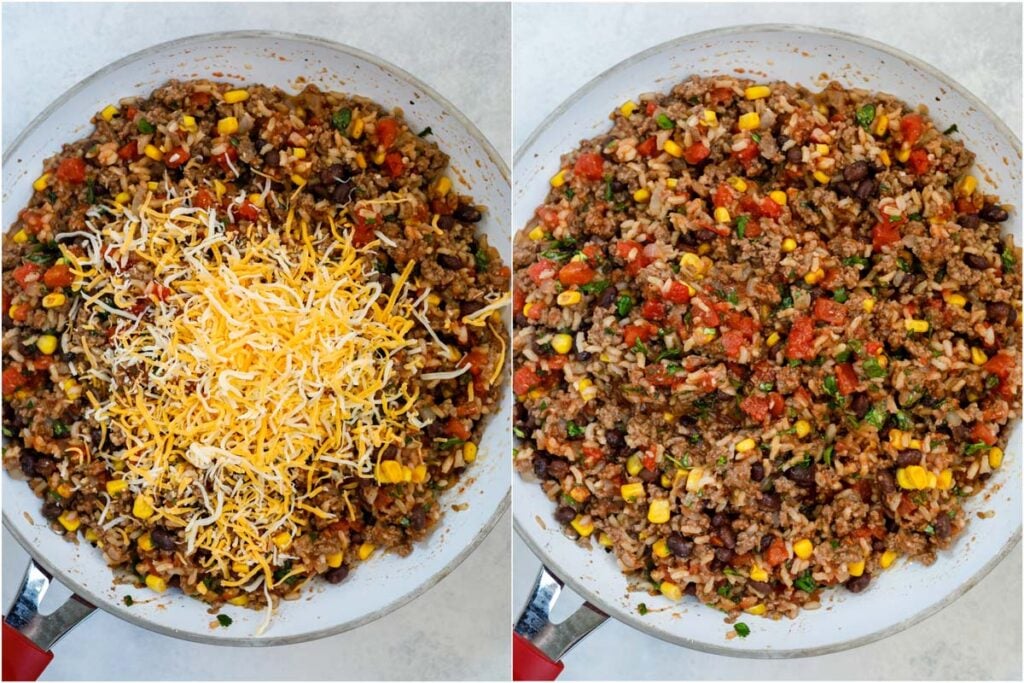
left=445, top=417, right=471, bottom=441
left=724, top=311, right=759, bottom=338
left=709, top=87, right=734, bottom=106
left=42, top=264, right=73, bottom=290
left=645, top=102, right=657, bottom=116
left=513, top=367, right=542, bottom=396
left=377, top=117, right=399, bottom=148
left=536, top=206, right=560, bottom=229
left=740, top=393, right=771, bottom=421
left=785, top=315, right=817, bottom=360
left=582, top=447, right=604, bottom=467
left=897, top=493, right=917, bottom=516
left=117, top=141, right=140, bottom=161
left=641, top=299, right=665, bottom=321
left=526, top=259, right=557, bottom=285
left=13, top=263, right=42, bottom=288
left=691, top=296, right=721, bottom=328
left=636, top=137, right=657, bottom=157
left=835, top=363, right=858, bottom=395
left=623, top=322, right=657, bottom=348
left=31, top=355, right=53, bottom=371
left=2, top=367, right=28, bottom=396
left=732, top=143, right=759, bottom=167
left=145, top=281, right=172, bottom=302
left=664, top=281, right=691, bottom=304
left=573, top=153, right=605, bottom=181
left=188, top=92, right=211, bottom=108
left=722, top=329, right=748, bottom=360
left=713, top=184, right=734, bottom=208
left=646, top=364, right=678, bottom=387
left=383, top=152, right=405, bottom=178
left=900, top=114, right=924, bottom=145
left=759, top=196, right=782, bottom=219
left=907, top=148, right=930, bottom=175
left=764, top=537, right=789, bottom=567
left=581, top=244, right=602, bottom=261
left=55, top=157, right=86, bottom=184
left=744, top=220, right=763, bottom=238
left=351, top=212, right=377, bottom=248
left=813, top=297, right=848, bottom=325
left=683, top=142, right=710, bottom=165
left=970, top=423, right=997, bottom=446
left=525, top=301, right=544, bottom=320
left=123, top=106, right=138, bottom=121
left=865, top=341, right=883, bottom=356
left=212, top=146, right=239, bottom=173
left=234, top=199, right=260, bottom=222
left=545, top=355, right=568, bottom=371
left=768, top=392, right=785, bottom=417
left=983, top=351, right=1015, bottom=381
left=192, top=189, right=215, bottom=210
left=871, top=216, right=903, bottom=252
left=164, top=147, right=191, bottom=169
left=513, top=287, right=526, bottom=313
left=8, top=304, right=30, bottom=322
left=615, top=240, right=652, bottom=276
left=554, top=262, right=592, bottom=287
left=642, top=452, right=657, bottom=471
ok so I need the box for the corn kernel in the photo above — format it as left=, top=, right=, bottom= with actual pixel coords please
left=324, top=551, right=344, bottom=568
left=897, top=465, right=929, bottom=490
left=804, top=268, right=825, bottom=285
left=372, top=150, right=387, bottom=165
left=665, top=178, right=678, bottom=189
left=33, top=173, right=52, bottom=192
left=727, top=176, right=748, bottom=192
left=652, top=538, right=671, bottom=558
left=647, top=498, right=671, bottom=524
left=402, top=465, right=413, bottom=483
left=463, top=442, right=477, bottom=463
left=143, top=144, right=163, bottom=161
left=626, top=454, right=643, bottom=477
left=735, top=438, right=757, bottom=453
left=138, top=533, right=155, bottom=551
left=113, top=191, right=131, bottom=205
left=223, top=89, right=249, bottom=104
left=180, top=115, right=197, bottom=132
left=522, top=302, right=537, bottom=318
left=745, top=85, right=771, bottom=100
left=145, top=575, right=168, bottom=593
left=212, top=178, right=226, bottom=198
left=880, top=550, right=898, bottom=569
left=570, top=515, right=594, bottom=537
left=406, top=464, right=427, bottom=486
left=905, top=319, right=929, bottom=333
left=874, top=114, right=889, bottom=136
left=227, top=595, right=249, bottom=606
left=36, top=335, right=58, bottom=355
left=680, top=252, right=704, bottom=276
left=100, top=105, right=119, bottom=122
left=685, top=467, right=704, bottom=493
left=944, top=292, right=966, bottom=307
left=896, top=146, right=911, bottom=163
left=351, top=117, right=365, bottom=139
left=598, top=532, right=613, bottom=548
left=989, top=447, right=1004, bottom=469
left=749, top=564, right=768, bottom=582
left=550, top=170, right=567, bottom=188
left=576, top=378, right=597, bottom=402
left=287, top=146, right=306, bottom=161
left=781, top=237, right=797, bottom=253
left=378, top=460, right=403, bottom=483
left=557, top=290, right=582, bottom=306
left=106, top=479, right=128, bottom=495
left=663, top=140, right=683, bottom=158
left=40, top=292, right=66, bottom=309
left=273, top=532, right=291, bottom=549
left=84, top=528, right=99, bottom=543
left=528, top=226, right=545, bottom=241
left=971, top=347, right=988, bottom=365
left=879, top=150, right=891, bottom=167
left=936, top=469, right=954, bottom=491
left=246, top=193, right=264, bottom=208
left=217, top=116, right=239, bottom=136
left=738, top=112, right=760, bottom=131
left=290, top=173, right=306, bottom=187
left=957, top=175, right=978, bottom=197
left=620, top=100, right=639, bottom=117
left=848, top=560, right=866, bottom=577
left=765, top=332, right=781, bottom=348
left=815, top=143, right=830, bottom=156
left=355, top=152, right=367, bottom=170
left=13, top=229, right=29, bottom=244
left=877, top=354, right=889, bottom=368
left=769, top=190, right=788, bottom=206
left=745, top=603, right=767, bottom=616
left=660, top=581, right=683, bottom=601
left=633, top=188, right=651, bottom=203
left=812, top=170, right=830, bottom=184
left=793, top=539, right=814, bottom=560
left=358, top=543, right=376, bottom=560
left=621, top=482, right=645, bottom=502
left=862, top=297, right=876, bottom=313
left=133, top=495, right=154, bottom=519
left=58, top=511, right=80, bottom=533
left=703, top=109, right=718, bottom=127
left=551, top=333, right=573, bottom=355
left=794, top=420, right=812, bottom=438
left=714, top=207, right=731, bottom=224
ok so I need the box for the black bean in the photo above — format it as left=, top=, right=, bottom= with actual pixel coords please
left=666, top=532, right=694, bottom=557
left=934, top=514, right=952, bottom=539
left=262, top=149, right=281, bottom=169
left=597, top=286, right=618, bottom=308
left=514, top=312, right=529, bottom=328
left=895, top=450, right=922, bottom=467
left=638, top=468, right=659, bottom=483
left=695, top=229, right=718, bottom=243
left=986, top=301, right=1016, bottom=324
left=786, top=146, right=803, bottom=163
left=604, top=429, right=626, bottom=453
left=714, top=546, right=734, bottom=563
left=18, top=452, right=36, bottom=477
left=41, top=500, right=62, bottom=521
left=332, top=181, right=354, bottom=205
left=320, top=163, right=348, bottom=184
left=310, top=182, right=333, bottom=200
left=747, top=580, right=772, bottom=595
left=854, top=179, right=877, bottom=202
left=876, top=471, right=896, bottom=495
left=546, top=459, right=569, bottom=481
left=833, top=181, right=853, bottom=198
left=759, top=535, right=775, bottom=553
left=554, top=505, right=577, bottom=524
left=426, top=420, right=447, bottom=440
left=718, top=526, right=736, bottom=549
left=151, top=528, right=177, bottom=551
left=962, top=252, right=990, bottom=270
left=324, top=566, right=349, bottom=584
left=786, top=464, right=815, bottom=485
left=453, top=204, right=482, bottom=223
left=959, top=213, right=980, bottom=229
left=843, top=160, right=870, bottom=183
left=531, top=454, right=548, bottom=478
left=872, top=538, right=887, bottom=553
left=437, top=253, right=464, bottom=270
left=461, top=300, right=484, bottom=317
left=610, top=180, right=627, bottom=193
left=978, top=204, right=1009, bottom=223
left=437, top=215, right=455, bottom=231
left=850, top=392, right=871, bottom=419
left=846, top=573, right=871, bottom=593
left=750, top=461, right=765, bottom=482
left=409, top=505, right=427, bottom=531
left=577, top=351, right=593, bottom=362
left=760, top=491, right=782, bottom=511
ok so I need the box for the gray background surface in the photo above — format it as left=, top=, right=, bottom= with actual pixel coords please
left=513, top=2, right=1022, bottom=680
left=2, top=3, right=510, bottom=680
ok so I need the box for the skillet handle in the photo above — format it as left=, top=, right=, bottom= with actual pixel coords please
left=3, top=559, right=95, bottom=681
left=2, top=624, right=53, bottom=681
left=513, top=565, right=608, bottom=681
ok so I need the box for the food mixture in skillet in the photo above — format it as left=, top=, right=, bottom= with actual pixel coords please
left=512, top=75, right=1020, bottom=620
left=2, top=80, right=509, bottom=622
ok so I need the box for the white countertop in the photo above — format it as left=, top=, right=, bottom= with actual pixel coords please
left=512, top=3, right=1022, bottom=680
left=2, top=3, right=511, bottom=680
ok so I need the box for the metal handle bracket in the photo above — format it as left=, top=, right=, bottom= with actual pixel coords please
left=514, top=565, right=608, bottom=662
left=5, top=558, right=96, bottom=651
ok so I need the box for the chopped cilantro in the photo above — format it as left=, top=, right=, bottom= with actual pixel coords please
left=734, top=622, right=751, bottom=638
left=823, top=375, right=839, bottom=397
left=893, top=411, right=913, bottom=430
left=638, top=603, right=649, bottom=615
left=793, top=571, right=818, bottom=593
left=474, top=249, right=490, bottom=272
left=834, top=349, right=852, bottom=363
left=856, top=104, right=876, bottom=129
left=217, top=614, right=233, bottom=627
left=564, top=188, right=575, bottom=199
left=862, top=356, right=887, bottom=378
left=417, top=126, right=433, bottom=138
left=863, top=403, right=887, bottom=429
left=604, top=176, right=614, bottom=201
left=655, top=113, right=675, bottom=130
left=1002, top=247, right=1016, bottom=271
left=566, top=421, right=585, bottom=439
left=942, top=123, right=958, bottom=135
left=964, top=441, right=991, bottom=456
left=581, top=280, right=610, bottom=295
left=823, top=445, right=834, bottom=467
left=735, top=215, right=749, bottom=239
left=51, top=420, right=70, bottom=438
left=123, top=595, right=134, bottom=607
left=332, top=108, right=352, bottom=132
left=758, top=381, right=774, bottom=392
left=616, top=294, right=634, bottom=317
left=437, top=438, right=466, bottom=450
left=843, top=255, right=870, bottom=268
left=136, top=118, right=155, bottom=134
left=833, top=288, right=848, bottom=303
left=751, top=132, right=762, bottom=143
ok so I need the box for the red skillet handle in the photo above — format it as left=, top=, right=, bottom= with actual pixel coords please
left=513, top=632, right=564, bottom=681
left=2, top=623, right=53, bottom=681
